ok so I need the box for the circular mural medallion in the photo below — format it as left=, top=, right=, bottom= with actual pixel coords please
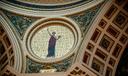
left=24, top=17, right=81, bottom=62
left=31, top=25, right=74, bottom=59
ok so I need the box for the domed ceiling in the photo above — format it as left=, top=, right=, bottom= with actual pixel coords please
left=0, top=0, right=107, bottom=74
left=1, top=0, right=128, bottom=76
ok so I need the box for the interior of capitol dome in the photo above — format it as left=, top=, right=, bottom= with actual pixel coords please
left=0, top=0, right=128, bottom=76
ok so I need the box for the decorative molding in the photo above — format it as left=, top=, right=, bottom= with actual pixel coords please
left=26, top=54, right=74, bottom=73
left=0, top=0, right=104, bottom=17
left=0, top=15, right=23, bottom=72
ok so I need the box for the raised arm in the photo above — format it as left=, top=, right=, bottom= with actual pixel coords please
left=47, top=28, right=52, bottom=36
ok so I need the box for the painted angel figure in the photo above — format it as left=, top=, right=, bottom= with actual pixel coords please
left=47, top=28, right=61, bottom=57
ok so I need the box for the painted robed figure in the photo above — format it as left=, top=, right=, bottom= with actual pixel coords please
left=47, top=28, right=61, bottom=57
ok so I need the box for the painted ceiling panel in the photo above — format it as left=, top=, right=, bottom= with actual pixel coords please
left=70, top=3, right=102, bottom=33
left=3, top=10, right=38, bottom=39
left=26, top=54, right=74, bottom=73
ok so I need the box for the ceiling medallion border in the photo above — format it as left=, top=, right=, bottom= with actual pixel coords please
left=0, top=0, right=104, bottom=17
left=23, top=17, right=82, bottom=63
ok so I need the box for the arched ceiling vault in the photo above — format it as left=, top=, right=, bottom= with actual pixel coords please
left=1, top=0, right=128, bottom=76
